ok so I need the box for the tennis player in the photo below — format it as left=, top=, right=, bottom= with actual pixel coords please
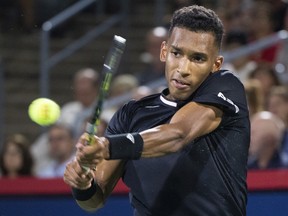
left=64, top=5, right=250, bottom=216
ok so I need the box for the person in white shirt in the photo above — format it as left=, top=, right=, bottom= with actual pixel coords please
left=36, top=124, right=76, bottom=178
left=58, top=68, right=100, bottom=139
left=32, top=68, right=100, bottom=175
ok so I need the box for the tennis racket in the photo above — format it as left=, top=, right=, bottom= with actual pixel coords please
left=82, top=35, right=126, bottom=170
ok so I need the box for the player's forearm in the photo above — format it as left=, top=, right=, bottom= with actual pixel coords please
left=105, top=123, right=188, bottom=159
left=139, top=124, right=186, bottom=157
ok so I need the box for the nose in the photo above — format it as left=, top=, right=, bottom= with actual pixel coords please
left=177, top=57, right=190, bottom=77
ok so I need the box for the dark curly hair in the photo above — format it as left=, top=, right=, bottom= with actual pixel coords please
left=169, top=5, right=224, bottom=50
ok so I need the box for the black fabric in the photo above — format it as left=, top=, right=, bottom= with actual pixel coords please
left=71, top=180, right=97, bottom=201
left=106, top=70, right=250, bottom=216
left=107, top=133, right=144, bottom=159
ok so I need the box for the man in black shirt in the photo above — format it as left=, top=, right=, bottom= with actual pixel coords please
left=64, top=5, right=250, bottom=216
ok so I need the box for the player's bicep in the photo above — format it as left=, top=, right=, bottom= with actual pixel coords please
left=170, top=102, right=223, bottom=142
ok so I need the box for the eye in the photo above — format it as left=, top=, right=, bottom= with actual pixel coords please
left=191, top=55, right=206, bottom=62
left=171, top=50, right=181, bottom=57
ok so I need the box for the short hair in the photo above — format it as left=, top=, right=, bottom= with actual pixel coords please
left=168, top=5, right=224, bottom=50
left=48, top=123, right=74, bottom=139
left=74, top=68, right=100, bottom=87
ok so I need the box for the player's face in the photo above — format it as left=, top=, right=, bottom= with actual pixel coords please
left=160, top=27, right=223, bottom=101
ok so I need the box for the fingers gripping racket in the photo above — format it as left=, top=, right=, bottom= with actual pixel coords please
left=82, top=35, right=126, bottom=170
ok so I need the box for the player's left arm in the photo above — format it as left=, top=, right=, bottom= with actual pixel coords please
left=139, top=101, right=223, bottom=157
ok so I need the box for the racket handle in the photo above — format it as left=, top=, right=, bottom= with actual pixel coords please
left=85, top=122, right=96, bottom=139
left=80, top=122, right=96, bottom=171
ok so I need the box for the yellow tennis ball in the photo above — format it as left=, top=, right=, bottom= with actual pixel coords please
left=28, top=98, right=60, bottom=126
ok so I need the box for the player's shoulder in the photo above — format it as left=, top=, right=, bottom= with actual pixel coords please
left=137, top=92, right=161, bottom=103
left=121, top=92, right=161, bottom=111
left=207, top=69, right=243, bottom=86
left=212, top=69, right=238, bottom=78
left=213, top=69, right=241, bottom=81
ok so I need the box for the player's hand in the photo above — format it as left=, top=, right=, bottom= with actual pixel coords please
left=63, top=159, right=94, bottom=190
left=76, top=133, right=109, bottom=169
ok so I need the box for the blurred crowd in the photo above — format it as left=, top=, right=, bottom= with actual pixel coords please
left=0, top=0, right=288, bottom=179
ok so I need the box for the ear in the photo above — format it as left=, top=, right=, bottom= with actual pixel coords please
left=212, top=56, right=224, bottom=73
left=160, top=41, right=167, bottom=62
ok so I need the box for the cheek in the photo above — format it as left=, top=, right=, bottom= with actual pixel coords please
left=50, top=142, right=60, bottom=154
left=164, top=56, right=176, bottom=75
left=4, top=154, right=23, bottom=169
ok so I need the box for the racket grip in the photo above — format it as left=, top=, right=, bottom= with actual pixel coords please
left=82, top=165, right=90, bottom=172
left=85, top=122, right=96, bottom=141
left=80, top=122, right=96, bottom=171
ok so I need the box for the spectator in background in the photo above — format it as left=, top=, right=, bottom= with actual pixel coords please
left=244, top=79, right=264, bottom=117
left=0, top=134, right=34, bottom=178
left=36, top=124, right=76, bottom=178
left=97, top=84, right=154, bottom=138
left=59, top=68, right=100, bottom=139
left=132, top=85, right=153, bottom=101
left=135, top=26, right=168, bottom=85
left=109, top=73, right=139, bottom=99
left=248, top=111, right=285, bottom=169
left=248, top=63, right=280, bottom=108
left=96, top=74, right=140, bottom=136
left=97, top=77, right=153, bottom=137
left=105, top=73, right=139, bottom=115
left=32, top=68, right=100, bottom=174
left=267, top=85, right=288, bottom=167
left=222, top=30, right=257, bottom=83
left=247, top=0, right=280, bottom=63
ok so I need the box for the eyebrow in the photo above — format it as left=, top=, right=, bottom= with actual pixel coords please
left=171, top=45, right=208, bottom=58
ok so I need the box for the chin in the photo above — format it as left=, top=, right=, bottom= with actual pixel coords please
left=170, top=92, right=190, bottom=101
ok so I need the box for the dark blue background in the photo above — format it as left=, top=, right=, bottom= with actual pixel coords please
left=1, top=192, right=288, bottom=216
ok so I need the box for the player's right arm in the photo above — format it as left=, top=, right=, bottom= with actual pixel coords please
left=63, top=158, right=124, bottom=212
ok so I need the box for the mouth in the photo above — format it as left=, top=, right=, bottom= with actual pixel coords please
left=171, top=78, right=190, bottom=89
